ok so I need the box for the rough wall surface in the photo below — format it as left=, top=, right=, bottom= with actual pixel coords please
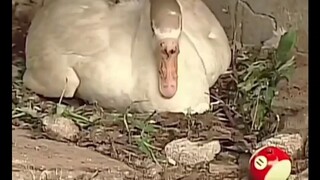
left=13, top=0, right=308, bottom=52
left=203, top=0, right=308, bottom=52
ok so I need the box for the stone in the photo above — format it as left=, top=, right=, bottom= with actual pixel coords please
left=255, top=133, right=304, bottom=159
left=42, top=115, right=80, bottom=142
left=164, top=138, right=221, bottom=165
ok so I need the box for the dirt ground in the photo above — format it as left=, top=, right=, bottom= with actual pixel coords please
left=12, top=1, right=308, bottom=180
left=12, top=129, right=141, bottom=179
left=12, top=55, right=308, bottom=180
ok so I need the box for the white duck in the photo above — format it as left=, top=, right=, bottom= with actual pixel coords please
left=23, top=0, right=231, bottom=113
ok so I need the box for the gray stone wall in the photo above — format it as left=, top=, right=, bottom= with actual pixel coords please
left=13, top=0, right=308, bottom=52
left=203, top=0, right=308, bottom=52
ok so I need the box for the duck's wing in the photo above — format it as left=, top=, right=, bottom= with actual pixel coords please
left=26, top=0, right=114, bottom=64
left=23, top=0, right=142, bottom=97
left=178, top=0, right=231, bottom=86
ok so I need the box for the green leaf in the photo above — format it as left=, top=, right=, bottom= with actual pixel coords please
left=257, top=103, right=267, bottom=122
left=238, top=78, right=259, bottom=92
left=133, top=120, right=157, bottom=134
left=277, top=58, right=295, bottom=72
left=276, top=30, right=297, bottom=65
left=143, top=124, right=156, bottom=133
left=136, top=138, right=151, bottom=156
left=264, top=87, right=276, bottom=106
left=56, top=104, right=67, bottom=115
left=133, top=120, right=146, bottom=130
left=242, top=103, right=252, bottom=112
left=284, top=66, right=295, bottom=80
left=15, top=107, right=38, bottom=118
left=243, top=62, right=266, bottom=81
left=275, top=61, right=295, bottom=84
left=62, top=109, right=90, bottom=124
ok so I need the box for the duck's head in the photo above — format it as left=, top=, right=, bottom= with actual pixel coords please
left=150, top=0, right=182, bottom=99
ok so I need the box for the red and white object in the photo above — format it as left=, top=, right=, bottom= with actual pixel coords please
left=249, top=146, right=292, bottom=180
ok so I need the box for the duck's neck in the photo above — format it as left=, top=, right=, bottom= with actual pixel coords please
left=150, top=0, right=182, bottom=39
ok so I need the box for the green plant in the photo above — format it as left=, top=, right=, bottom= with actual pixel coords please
left=236, top=29, right=297, bottom=132
left=133, top=115, right=160, bottom=165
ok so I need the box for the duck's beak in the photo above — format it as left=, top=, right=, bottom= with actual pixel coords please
left=158, top=39, right=179, bottom=98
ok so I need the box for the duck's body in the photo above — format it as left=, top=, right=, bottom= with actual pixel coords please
left=23, top=0, right=231, bottom=113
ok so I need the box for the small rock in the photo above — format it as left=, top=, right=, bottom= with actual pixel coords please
left=164, top=138, right=221, bottom=165
left=255, top=133, right=303, bottom=158
left=42, top=115, right=80, bottom=142
left=167, top=157, right=177, bottom=166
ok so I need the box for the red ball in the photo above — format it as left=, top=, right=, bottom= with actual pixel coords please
left=249, top=146, right=292, bottom=180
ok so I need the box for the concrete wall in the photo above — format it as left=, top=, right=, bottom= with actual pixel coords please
left=203, top=0, right=308, bottom=52
left=13, top=0, right=308, bottom=52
